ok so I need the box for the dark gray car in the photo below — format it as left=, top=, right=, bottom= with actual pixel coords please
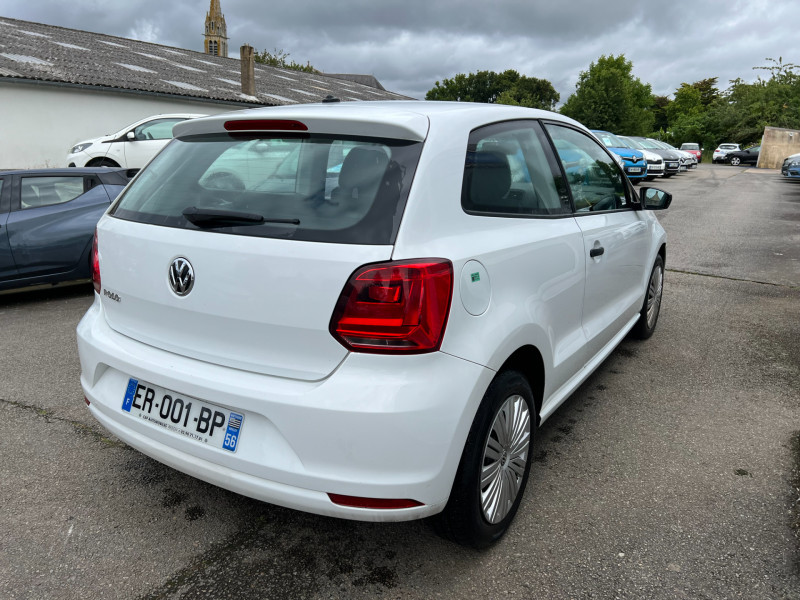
left=0, top=167, right=132, bottom=292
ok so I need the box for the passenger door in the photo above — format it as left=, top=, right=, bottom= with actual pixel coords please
left=6, top=175, right=111, bottom=278
left=122, top=118, right=187, bottom=169
left=545, top=123, right=650, bottom=361
left=0, top=176, right=19, bottom=281
left=456, top=120, right=588, bottom=404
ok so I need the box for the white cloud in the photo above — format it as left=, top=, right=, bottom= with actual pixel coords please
left=127, top=19, right=161, bottom=44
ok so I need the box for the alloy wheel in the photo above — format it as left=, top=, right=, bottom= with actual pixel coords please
left=480, top=394, right=531, bottom=524
left=646, top=263, right=664, bottom=329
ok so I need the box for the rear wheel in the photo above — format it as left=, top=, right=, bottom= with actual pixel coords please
left=729, top=156, right=741, bottom=166
left=631, top=255, right=664, bottom=340
left=432, top=370, right=534, bottom=548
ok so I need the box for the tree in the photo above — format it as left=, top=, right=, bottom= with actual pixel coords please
left=661, top=79, right=720, bottom=149
left=254, top=48, right=317, bottom=73
left=559, top=55, right=654, bottom=135
left=650, top=95, right=671, bottom=133
left=425, top=70, right=559, bottom=109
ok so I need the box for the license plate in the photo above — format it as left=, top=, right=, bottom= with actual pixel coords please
left=628, top=167, right=642, bottom=173
left=667, top=162, right=678, bottom=168
left=121, top=378, right=243, bottom=452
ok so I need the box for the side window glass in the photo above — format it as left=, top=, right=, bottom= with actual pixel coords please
left=545, top=124, right=629, bottom=213
left=20, top=177, right=85, bottom=209
left=134, top=119, right=183, bottom=141
left=462, top=121, right=569, bottom=216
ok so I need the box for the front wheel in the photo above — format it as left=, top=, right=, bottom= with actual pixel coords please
left=432, top=370, right=534, bottom=548
left=87, top=157, right=120, bottom=168
left=631, top=255, right=664, bottom=340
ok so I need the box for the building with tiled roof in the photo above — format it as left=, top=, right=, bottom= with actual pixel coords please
left=0, top=16, right=410, bottom=169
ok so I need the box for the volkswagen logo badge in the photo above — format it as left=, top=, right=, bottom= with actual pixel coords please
left=169, top=257, right=194, bottom=296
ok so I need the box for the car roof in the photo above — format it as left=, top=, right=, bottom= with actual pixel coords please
left=173, top=101, right=586, bottom=142
left=0, top=167, right=131, bottom=176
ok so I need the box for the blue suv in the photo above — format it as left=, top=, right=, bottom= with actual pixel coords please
left=591, top=130, right=648, bottom=183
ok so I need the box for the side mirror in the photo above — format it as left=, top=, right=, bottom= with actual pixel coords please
left=126, top=131, right=136, bottom=141
left=639, top=187, right=672, bottom=210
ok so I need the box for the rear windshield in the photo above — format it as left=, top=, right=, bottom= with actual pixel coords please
left=110, top=133, right=423, bottom=245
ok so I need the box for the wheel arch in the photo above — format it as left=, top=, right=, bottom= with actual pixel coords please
left=86, top=157, right=121, bottom=168
left=496, top=345, right=544, bottom=425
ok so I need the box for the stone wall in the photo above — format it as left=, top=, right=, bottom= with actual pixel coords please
left=758, top=126, right=800, bottom=169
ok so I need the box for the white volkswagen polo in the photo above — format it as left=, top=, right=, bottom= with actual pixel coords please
left=77, top=101, right=671, bottom=548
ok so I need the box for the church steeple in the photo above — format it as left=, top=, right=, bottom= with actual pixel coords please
left=204, top=0, right=228, bottom=57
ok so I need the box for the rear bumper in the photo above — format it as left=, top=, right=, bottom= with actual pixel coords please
left=77, top=296, right=494, bottom=521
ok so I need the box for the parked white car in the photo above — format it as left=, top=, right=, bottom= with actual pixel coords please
left=713, top=143, right=741, bottom=163
left=77, top=102, right=671, bottom=547
left=66, top=114, right=205, bottom=169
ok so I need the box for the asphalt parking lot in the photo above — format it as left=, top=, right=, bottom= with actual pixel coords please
left=1, top=164, right=798, bottom=599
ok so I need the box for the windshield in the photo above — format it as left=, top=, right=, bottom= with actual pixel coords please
left=681, top=143, right=699, bottom=150
left=593, top=131, right=626, bottom=149
left=110, top=133, right=423, bottom=245
left=618, top=136, right=642, bottom=150
left=633, top=138, right=665, bottom=150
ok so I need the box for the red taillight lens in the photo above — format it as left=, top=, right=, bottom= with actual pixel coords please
left=91, top=229, right=100, bottom=294
left=328, top=494, right=423, bottom=510
left=330, top=259, right=453, bottom=354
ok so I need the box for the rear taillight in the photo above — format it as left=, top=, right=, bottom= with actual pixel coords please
left=330, top=259, right=453, bottom=354
left=91, top=229, right=100, bottom=294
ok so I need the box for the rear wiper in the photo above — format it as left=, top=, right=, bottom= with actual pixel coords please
left=182, top=207, right=300, bottom=227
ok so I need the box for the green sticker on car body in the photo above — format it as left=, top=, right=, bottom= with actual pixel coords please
left=471, top=272, right=480, bottom=282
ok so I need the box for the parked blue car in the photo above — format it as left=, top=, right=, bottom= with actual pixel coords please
left=591, top=130, right=648, bottom=183
left=0, top=168, right=133, bottom=293
left=781, top=153, right=800, bottom=178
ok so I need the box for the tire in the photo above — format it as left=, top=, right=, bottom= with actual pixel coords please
left=631, top=255, right=664, bottom=340
left=89, top=158, right=120, bottom=168
left=729, top=156, right=741, bottom=166
left=432, top=370, right=534, bottom=548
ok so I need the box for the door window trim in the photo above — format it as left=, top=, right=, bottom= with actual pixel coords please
left=460, top=119, right=574, bottom=220
left=540, top=120, right=638, bottom=216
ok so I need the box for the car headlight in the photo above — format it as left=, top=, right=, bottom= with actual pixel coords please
left=71, top=143, right=92, bottom=154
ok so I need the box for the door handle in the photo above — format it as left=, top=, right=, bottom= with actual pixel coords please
left=589, top=246, right=605, bottom=258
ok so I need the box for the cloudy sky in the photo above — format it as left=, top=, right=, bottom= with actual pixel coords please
left=0, top=0, right=794, bottom=103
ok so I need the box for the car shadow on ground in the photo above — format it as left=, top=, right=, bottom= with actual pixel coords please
left=0, top=282, right=93, bottom=307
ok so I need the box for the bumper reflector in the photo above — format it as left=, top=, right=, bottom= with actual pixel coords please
left=328, top=494, right=423, bottom=510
